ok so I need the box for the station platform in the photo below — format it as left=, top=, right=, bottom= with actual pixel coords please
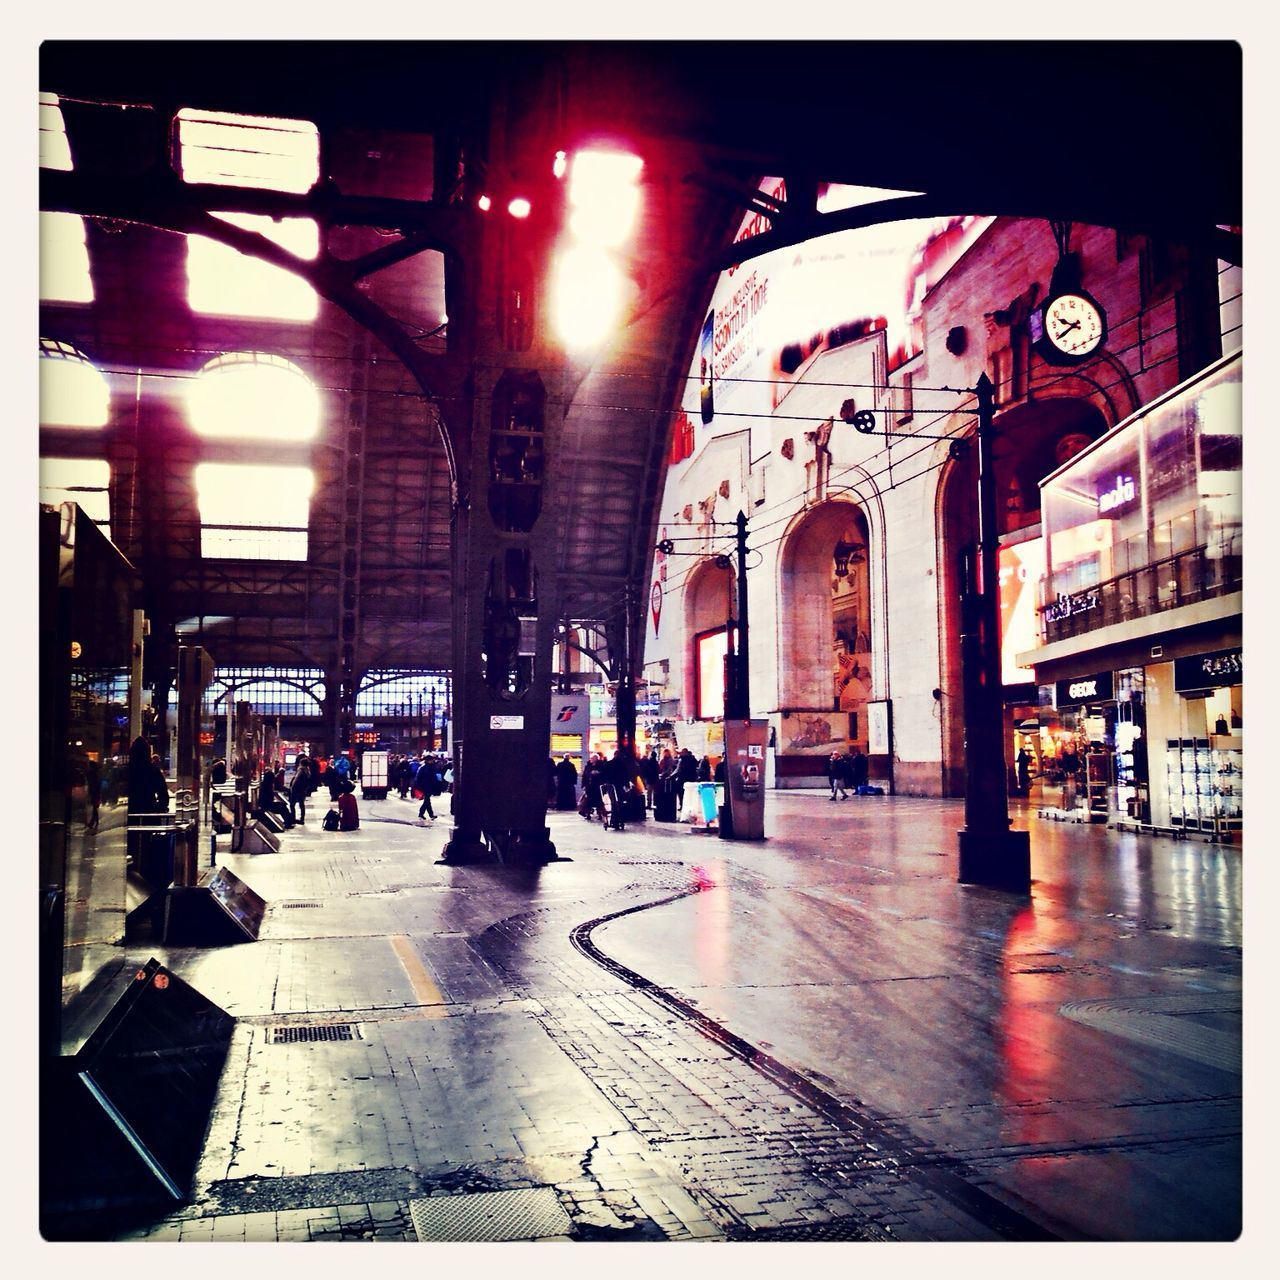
left=38, top=789, right=1245, bottom=1253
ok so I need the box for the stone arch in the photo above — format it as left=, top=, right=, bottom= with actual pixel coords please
left=936, top=394, right=1111, bottom=795
left=777, top=500, right=873, bottom=735
left=681, top=556, right=735, bottom=720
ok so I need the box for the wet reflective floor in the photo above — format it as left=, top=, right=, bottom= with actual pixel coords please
left=54, top=792, right=1243, bottom=1246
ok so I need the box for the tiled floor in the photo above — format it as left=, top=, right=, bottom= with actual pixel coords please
left=45, top=790, right=1244, bottom=1245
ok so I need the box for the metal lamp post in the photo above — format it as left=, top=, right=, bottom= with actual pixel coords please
left=956, top=374, right=1031, bottom=893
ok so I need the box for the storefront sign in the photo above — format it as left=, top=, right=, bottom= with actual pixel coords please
left=1097, top=473, right=1137, bottom=514
left=1056, top=671, right=1114, bottom=706
left=1043, top=590, right=1099, bottom=624
left=1174, top=647, right=1242, bottom=692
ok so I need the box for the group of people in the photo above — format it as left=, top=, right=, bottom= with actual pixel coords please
left=248, top=753, right=362, bottom=829
left=547, top=746, right=727, bottom=821
left=825, top=745, right=869, bottom=801
left=389, top=753, right=450, bottom=823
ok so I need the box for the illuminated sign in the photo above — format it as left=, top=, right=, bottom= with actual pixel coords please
left=1097, top=473, right=1137, bottom=514
left=695, top=627, right=728, bottom=721
left=351, top=729, right=379, bottom=745
left=997, top=539, right=1043, bottom=685
left=1055, top=671, right=1114, bottom=706
left=1174, top=647, right=1242, bottom=691
left=1043, top=590, right=1099, bottom=624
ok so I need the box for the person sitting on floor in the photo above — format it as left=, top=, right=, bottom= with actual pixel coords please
left=337, top=781, right=360, bottom=831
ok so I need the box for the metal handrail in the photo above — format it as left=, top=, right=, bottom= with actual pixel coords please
left=1041, top=544, right=1241, bottom=644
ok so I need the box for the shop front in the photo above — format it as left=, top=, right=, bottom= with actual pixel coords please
left=1162, top=646, right=1242, bottom=838
left=1020, top=353, right=1241, bottom=842
left=1037, top=670, right=1121, bottom=822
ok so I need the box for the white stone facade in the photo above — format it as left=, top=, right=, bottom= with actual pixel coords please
left=643, top=212, right=1236, bottom=795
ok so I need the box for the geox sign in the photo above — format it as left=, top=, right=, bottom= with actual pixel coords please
left=1055, top=672, right=1113, bottom=706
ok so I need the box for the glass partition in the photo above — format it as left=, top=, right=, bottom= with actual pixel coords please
left=1040, top=354, right=1241, bottom=641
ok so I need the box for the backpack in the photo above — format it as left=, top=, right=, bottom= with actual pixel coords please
left=322, top=809, right=340, bottom=831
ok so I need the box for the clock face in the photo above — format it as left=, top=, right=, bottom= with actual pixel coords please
left=1042, top=293, right=1106, bottom=360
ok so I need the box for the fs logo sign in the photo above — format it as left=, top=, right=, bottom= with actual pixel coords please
left=555, top=705, right=580, bottom=723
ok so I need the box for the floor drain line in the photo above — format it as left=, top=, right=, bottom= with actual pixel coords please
left=569, top=893, right=1057, bottom=1243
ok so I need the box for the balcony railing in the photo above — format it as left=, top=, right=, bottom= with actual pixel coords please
left=1040, top=544, right=1242, bottom=645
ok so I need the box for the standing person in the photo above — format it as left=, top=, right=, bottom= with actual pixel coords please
left=641, top=749, right=660, bottom=809
left=415, top=756, right=438, bottom=823
left=827, top=750, right=848, bottom=801
left=696, top=754, right=712, bottom=783
left=554, top=754, right=579, bottom=810
left=326, top=763, right=347, bottom=802
left=1016, top=746, right=1034, bottom=794
left=580, top=754, right=607, bottom=822
left=289, top=755, right=312, bottom=824
left=675, top=747, right=698, bottom=815
left=848, top=745, right=869, bottom=794
left=209, top=756, right=228, bottom=787
left=84, top=758, right=102, bottom=830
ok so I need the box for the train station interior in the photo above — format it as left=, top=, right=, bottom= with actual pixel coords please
left=30, top=32, right=1257, bottom=1258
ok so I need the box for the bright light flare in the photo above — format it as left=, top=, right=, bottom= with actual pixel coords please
left=507, top=197, right=532, bottom=219
left=553, top=246, right=627, bottom=350
left=478, top=194, right=492, bottom=212
left=568, top=150, right=643, bottom=249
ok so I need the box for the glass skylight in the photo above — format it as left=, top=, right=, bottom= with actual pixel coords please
left=40, top=339, right=108, bottom=427
left=187, top=213, right=319, bottom=320
left=175, top=108, right=319, bottom=194
left=39, top=93, right=72, bottom=171
left=40, top=212, right=94, bottom=303
left=194, top=462, right=314, bottom=561
left=40, top=457, right=111, bottom=538
left=187, top=352, right=321, bottom=441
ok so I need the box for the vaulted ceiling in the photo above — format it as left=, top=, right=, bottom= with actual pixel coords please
left=38, top=40, right=1242, bottom=692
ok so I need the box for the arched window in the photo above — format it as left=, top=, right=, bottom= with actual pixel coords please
left=187, top=352, right=321, bottom=441
left=40, top=339, right=109, bottom=427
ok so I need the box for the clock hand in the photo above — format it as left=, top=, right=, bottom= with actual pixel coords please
left=1056, top=319, right=1081, bottom=335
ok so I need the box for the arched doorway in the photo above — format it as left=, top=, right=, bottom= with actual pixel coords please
left=938, top=396, right=1109, bottom=794
left=778, top=501, right=873, bottom=769
left=682, top=557, right=736, bottom=721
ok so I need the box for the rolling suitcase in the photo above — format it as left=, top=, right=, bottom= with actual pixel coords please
left=655, top=779, right=678, bottom=822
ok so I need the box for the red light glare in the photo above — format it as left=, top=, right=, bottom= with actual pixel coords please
left=508, top=197, right=532, bottom=219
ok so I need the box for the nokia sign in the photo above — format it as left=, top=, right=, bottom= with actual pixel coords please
left=1055, top=671, right=1114, bottom=706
